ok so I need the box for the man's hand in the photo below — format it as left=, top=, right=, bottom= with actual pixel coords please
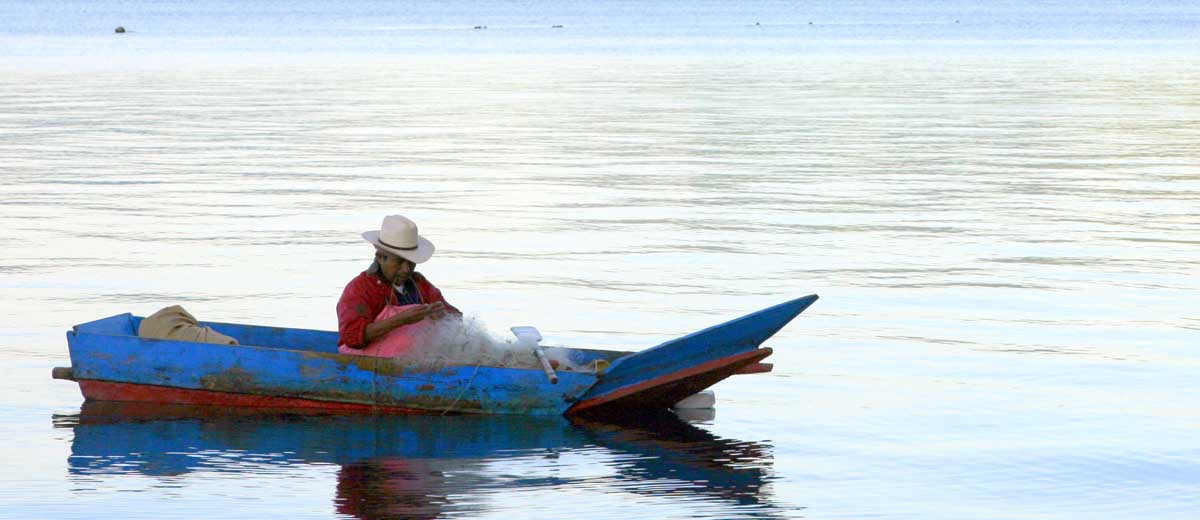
left=390, top=302, right=446, bottom=326
left=363, top=302, right=448, bottom=344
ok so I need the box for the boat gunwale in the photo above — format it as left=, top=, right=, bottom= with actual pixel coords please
left=68, top=314, right=629, bottom=373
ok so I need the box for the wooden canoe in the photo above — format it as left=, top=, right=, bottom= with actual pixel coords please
left=53, top=295, right=818, bottom=416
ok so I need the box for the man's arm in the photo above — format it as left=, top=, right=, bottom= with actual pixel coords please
left=336, top=278, right=377, bottom=348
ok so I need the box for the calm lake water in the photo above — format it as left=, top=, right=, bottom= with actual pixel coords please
left=2, top=1, right=1199, bottom=519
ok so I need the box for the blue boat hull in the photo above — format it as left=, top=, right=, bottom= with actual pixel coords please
left=56, top=295, right=818, bottom=416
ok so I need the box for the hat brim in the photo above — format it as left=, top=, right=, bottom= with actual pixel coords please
left=362, top=231, right=435, bottom=264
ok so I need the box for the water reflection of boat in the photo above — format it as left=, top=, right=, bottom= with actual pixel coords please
left=572, top=411, right=778, bottom=509
left=55, top=402, right=793, bottom=518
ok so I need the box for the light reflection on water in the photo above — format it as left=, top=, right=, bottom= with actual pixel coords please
left=4, top=57, right=1196, bottom=347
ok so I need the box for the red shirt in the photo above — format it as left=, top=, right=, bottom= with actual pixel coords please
left=336, top=271, right=460, bottom=348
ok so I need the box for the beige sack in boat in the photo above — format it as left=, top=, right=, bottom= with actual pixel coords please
left=138, top=305, right=239, bottom=345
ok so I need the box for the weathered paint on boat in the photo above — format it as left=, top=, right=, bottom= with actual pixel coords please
left=57, top=295, right=818, bottom=416
left=64, top=314, right=600, bottom=415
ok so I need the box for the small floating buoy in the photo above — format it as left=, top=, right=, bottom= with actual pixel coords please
left=673, top=407, right=715, bottom=422
left=674, top=390, right=716, bottom=409
left=114, top=26, right=126, bottom=33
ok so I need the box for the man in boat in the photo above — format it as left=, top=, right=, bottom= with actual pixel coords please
left=336, top=214, right=460, bottom=349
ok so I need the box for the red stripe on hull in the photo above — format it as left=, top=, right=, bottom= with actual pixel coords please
left=77, top=380, right=426, bottom=415
left=736, top=362, right=773, bottom=375
left=567, top=347, right=772, bottom=415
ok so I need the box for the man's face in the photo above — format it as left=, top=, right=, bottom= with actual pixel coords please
left=377, top=251, right=415, bottom=285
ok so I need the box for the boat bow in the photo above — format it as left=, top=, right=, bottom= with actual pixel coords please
left=567, top=294, right=818, bottom=415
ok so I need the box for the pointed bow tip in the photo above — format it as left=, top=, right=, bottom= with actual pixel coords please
left=786, top=294, right=820, bottom=313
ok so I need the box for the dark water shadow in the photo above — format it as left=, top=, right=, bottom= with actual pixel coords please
left=53, top=403, right=795, bottom=519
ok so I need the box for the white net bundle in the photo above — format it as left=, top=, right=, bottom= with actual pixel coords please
left=388, top=316, right=543, bottom=371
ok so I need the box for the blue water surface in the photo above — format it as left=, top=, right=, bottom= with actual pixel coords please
left=3, top=0, right=1199, bottom=59
left=2, top=1, right=1199, bottom=519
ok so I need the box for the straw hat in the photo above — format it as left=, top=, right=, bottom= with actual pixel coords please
left=362, top=215, right=435, bottom=264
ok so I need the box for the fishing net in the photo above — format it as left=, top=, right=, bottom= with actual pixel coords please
left=389, top=315, right=583, bottom=372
